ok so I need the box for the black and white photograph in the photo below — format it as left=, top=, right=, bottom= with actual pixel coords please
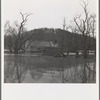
left=3, top=0, right=97, bottom=83
left=2, top=0, right=99, bottom=100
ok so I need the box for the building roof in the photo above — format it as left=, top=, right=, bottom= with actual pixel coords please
left=26, top=40, right=58, bottom=48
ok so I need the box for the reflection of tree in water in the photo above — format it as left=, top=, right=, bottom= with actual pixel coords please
left=29, top=66, right=43, bottom=80
left=82, top=59, right=96, bottom=83
left=4, top=55, right=28, bottom=83
left=50, top=57, right=96, bottom=83
left=4, top=55, right=96, bottom=83
left=49, top=57, right=69, bottom=83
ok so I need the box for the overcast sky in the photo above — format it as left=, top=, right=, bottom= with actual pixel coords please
left=3, top=0, right=97, bottom=30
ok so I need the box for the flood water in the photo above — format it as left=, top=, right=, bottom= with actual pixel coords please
left=4, top=54, right=96, bottom=83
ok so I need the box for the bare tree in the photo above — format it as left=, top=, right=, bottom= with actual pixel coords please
left=4, top=12, right=32, bottom=54
left=73, top=1, right=96, bottom=58
left=62, top=17, right=70, bottom=31
left=62, top=17, right=66, bottom=30
left=89, top=13, right=96, bottom=38
left=89, top=13, right=96, bottom=55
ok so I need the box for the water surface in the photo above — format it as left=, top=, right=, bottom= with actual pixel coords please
left=4, top=54, right=96, bottom=83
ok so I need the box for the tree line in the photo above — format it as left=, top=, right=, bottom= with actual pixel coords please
left=4, top=28, right=96, bottom=55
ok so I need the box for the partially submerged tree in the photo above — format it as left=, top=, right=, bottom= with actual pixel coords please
left=4, top=12, right=32, bottom=54
left=73, top=1, right=96, bottom=58
left=90, top=14, right=96, bottom=55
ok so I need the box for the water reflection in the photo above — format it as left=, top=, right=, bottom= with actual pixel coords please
left=4, top=55, right=28, bottom=83
left=4, top=55, right=96, bottom=83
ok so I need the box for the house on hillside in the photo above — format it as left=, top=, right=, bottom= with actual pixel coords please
left=25, top=40, right=59, bottom=54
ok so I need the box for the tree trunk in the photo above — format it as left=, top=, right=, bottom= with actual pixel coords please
left=94, top=50, right=96, bottom=56
left=14, top=48, right=18, bottom=54
left=9, top=49, right=13, bottom=53
left=83, top=35, right=88, bottom=58
left=75, top=51, right=79, bottom=58
left=83, top=50, right=88, bottom=58
left=67, top=51, right=69, bottom=56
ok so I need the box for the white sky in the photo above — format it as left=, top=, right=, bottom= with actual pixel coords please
left=3, top=0, right=97, bottom=30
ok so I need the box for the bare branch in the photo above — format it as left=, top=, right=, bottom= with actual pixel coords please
left=73, top=16, right=83, bottom=32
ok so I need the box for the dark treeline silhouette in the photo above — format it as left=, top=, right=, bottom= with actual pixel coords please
left=4, top=28, right=96, bottom=57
